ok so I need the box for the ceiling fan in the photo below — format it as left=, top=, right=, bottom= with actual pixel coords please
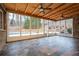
left=39, top=3, right=52, bottom=14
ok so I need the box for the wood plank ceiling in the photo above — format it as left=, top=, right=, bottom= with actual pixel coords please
left=3, top=3, right=79, bottom=21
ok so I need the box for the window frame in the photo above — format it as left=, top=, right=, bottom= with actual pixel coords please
left=0, top=9, right=4, bottom=30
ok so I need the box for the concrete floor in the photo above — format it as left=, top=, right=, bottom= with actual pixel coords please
left=0, top=36, right=79, bottom=56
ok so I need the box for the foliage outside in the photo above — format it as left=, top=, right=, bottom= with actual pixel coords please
left=24, top=16, right=41, bottom=29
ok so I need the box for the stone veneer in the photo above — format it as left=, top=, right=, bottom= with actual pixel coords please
left=73, top=16, right=79, bottom=38
left=0, top=4, right=6, bottom=52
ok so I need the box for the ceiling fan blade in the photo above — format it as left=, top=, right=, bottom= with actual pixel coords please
left=41, top=11, right=45, bottom=14
left=43, top=8, right=52, bottom=10
left=39, top=3, right=52, bottom=14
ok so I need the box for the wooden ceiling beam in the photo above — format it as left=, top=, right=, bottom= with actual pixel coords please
left=44, top=4, right=73, bottom=18
left=48, top=4, right=74, bottom=18
left=54, top=4, right=79, bottom=18
left=64, top=6, right=79, bottom=15
left=54, top=10, right=79, bottom=21
left=4, top=3, right=79, bottom=21
left=15, top=3, right=18, bottom=11
left=32, top=4, right=40, bottom=15
left=24, top=3, right=29, bottom=13
left=4, top=3, right=16, bottom=11
left=24, top=3, right=28, bottom=13
left=43, top=3, right=64, bottom=17
left=49, top=4, right=75, bottom=18
left=31, top=4, right=39, bottom=15
left=50, top=5, right=79, bottom=19
left=65, top=11, right=79, bottom=17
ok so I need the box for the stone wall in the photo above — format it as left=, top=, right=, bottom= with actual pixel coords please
left=0, top=4, right=6, bottom=51
left=73, top=16, right=79, bottom=38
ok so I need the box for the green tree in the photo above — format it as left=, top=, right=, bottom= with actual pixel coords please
left=24, top=17, right=30, bottom=29
left=24, top=16, right=41, bottom=29
left=31, top=17, right=41, bottom=29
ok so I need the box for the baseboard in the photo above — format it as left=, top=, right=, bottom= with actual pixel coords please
left=7, top=34, right=79, bottom=43
left=57, top=34, right=79, bottom=39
